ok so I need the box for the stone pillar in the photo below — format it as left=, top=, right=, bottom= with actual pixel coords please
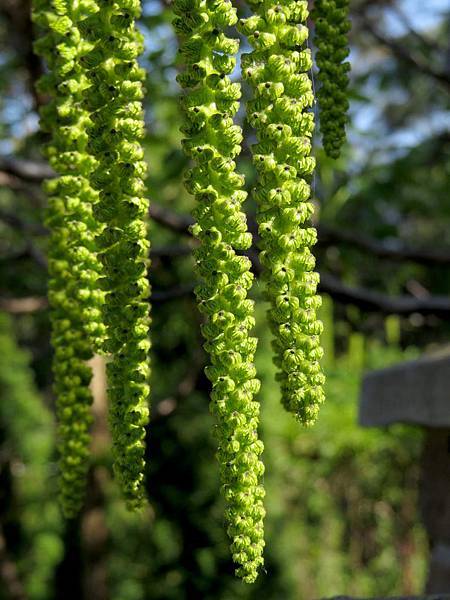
left=420, top=428, right=450, bottom=593
left=359, top=352, right=450, bottom=594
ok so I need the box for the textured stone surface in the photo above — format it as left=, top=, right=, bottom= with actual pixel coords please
left=358, top=351, right=450, bottom=594
left=420, top=429, right=450, bottom=594
left=359, top=352, right=450, bottom=427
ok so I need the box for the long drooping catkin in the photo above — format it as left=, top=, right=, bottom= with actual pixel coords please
left=79, top=0, right=151, bottom=509
left=173, top=0, right=265, bottom=583
left=312, top=0, right=351, bottom=158
left=239, top=0, right=325, bottom=424
left=33, top=0, right=105, bottom=517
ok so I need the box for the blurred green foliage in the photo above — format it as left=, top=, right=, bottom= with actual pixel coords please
left=0, top=313, right=63, bottom=600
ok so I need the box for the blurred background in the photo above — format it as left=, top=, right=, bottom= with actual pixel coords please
left=0, top=0, right=449, bottom=598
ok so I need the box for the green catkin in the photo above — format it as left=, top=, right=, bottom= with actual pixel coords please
left=173, top=0, right=265, bottom=583
left=79, top=0, right=151, bottom=508
left=32, top=0, right=105, bottom=517
left=239, top=1, right=325, bottom=424
left=312, top=0, right=351, bottom=158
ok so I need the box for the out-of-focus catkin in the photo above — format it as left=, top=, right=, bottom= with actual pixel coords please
left=33, top=0, right=105, bottom=517
left=312, top=0, right=351, bottom=158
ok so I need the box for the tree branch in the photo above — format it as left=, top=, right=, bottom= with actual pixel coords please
left=149, top=204, right=193, bottom=235
left=3, top=273, right=450, bottom=317
left=4, top=157, right=450, bottom=268
left=0, top=171, right=43, bottom=207
left=151, top=283, right=195, bottom=303
left=151, top=244, right=194, bottom=259
left=0, top=157, right=53, bottom=183
left=0, top=297, right=49, bottom=313
left=392, top=4, right=444, bottom=55
left=317, top=224, right=450, bottom=267
left=360, top=18, right=450, bottom=91
left=0, top=209, right=48, bottom=269
left=318, top=272, right=450, bottom=318
left=0, top=209, right=47, bottom=236
left=3, top=159, right=450, bottom=317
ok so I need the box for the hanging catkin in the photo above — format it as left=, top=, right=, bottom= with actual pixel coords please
left=312, top=0, right=351, bottom=158
left=79, top=0, right=151, bottom=508
left=239, top=0, right=325, bottom=424
left=173, top=0, right=265, bottom=583
left=32, top=0, right=105, bottom=516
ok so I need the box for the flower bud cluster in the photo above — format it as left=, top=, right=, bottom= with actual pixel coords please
left=79, top=0, right=151, bottom=509
left=173, top=0, right=265, bottom=583
left=32, top=0, right=105, bottom=516
left=239, top=0, right=325, bottom=424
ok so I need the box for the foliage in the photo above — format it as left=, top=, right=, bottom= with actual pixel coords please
left=76, top=300, right=426, bottom=599
left=0, top=302, right=427, bottom=599
left=0, top=312, right=63, bottom=600
left=256, top=300, right=426, bottom=598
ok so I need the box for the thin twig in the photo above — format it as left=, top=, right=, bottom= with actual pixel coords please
left=149, top=203, right=193, bottom=235
left=0, top=297, right=49, bottom=313
left=3, top=159, right=450, bottom=316
left=317, top=225, right=450, bottom=267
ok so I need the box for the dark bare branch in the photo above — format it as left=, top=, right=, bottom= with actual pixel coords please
left=392, top=4, right=444, bottom=55
left=0, top=209, right=47, bottom=236
left=318, top=272, right=450, bottom=318
left=4, top=159, right=450, bottom=268
left=360, top=18, right=450, bottom=91
left=151, top=283, right=195, bottom=303
left=3, top=159, right=450, bottom=317
left=149, top=203, right=194, bottom=235
left=150, top=244, right=194, bottom=259
left=317, top=224, right=450, bottom=267
left=0, top=157, right=53, bottom=183
left=3, top=273, right=450, bottom=317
